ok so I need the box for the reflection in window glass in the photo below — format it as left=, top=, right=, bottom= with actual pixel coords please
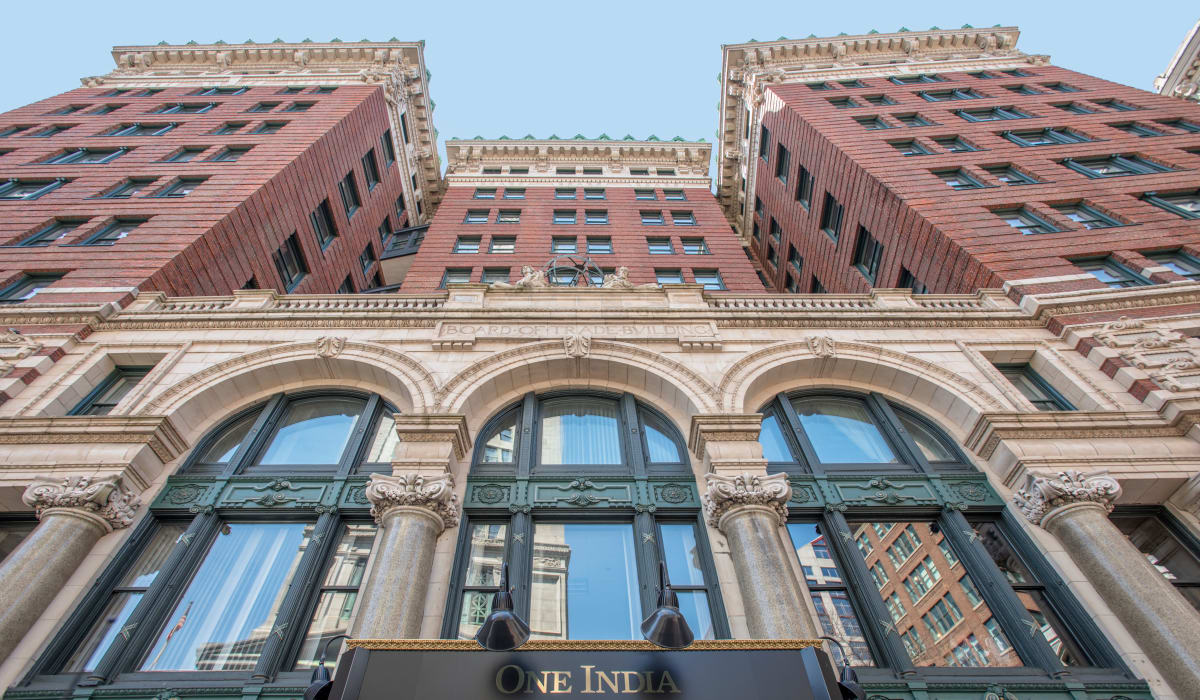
left=642, top=412, right=681, bottom=463
left=787, top=523, right=874, bottom=666
left=141, top=522, right=309, bottom=670
left=660, top=524, right=714, bottom=639
left=482, top=415, right=516, bottom=463
left=539, top=398, right=621, bottom=465
left=65, top=524, right=186, bottom=671
left=257, top=398, right=363, bottom=465
left=1111, top=512, right=1200, bottom=612
left=364, top=413, right=397, bottom=463
left=895, top=412, right=956, bottom=463
left=857, top=521, right=1020, bottom=668
left=530, top=523, right=639, bottom=639
left=759, top=413, right=794, bottom=462
left=196, top=411, right=259, bottom=465
left=456, top=523, right=508, bottom=639
left=790, top=397, right=898, bottom=463
left=294, top=524, right=377, bottom=671
left=0, top=521, right=34, bottom=564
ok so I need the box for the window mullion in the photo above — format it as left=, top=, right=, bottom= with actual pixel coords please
left=336, top=394, right=381, bottom=477
left=516, top=392, right=536, bottom=478
left=871, top=394, right=933, bottom=473
left=510, top=511, right=535, bottom=620
left=253, top=512, right=342, bottom=681
left=777, top=394, right=820, bottom=473
left=620, top=394, right=648, bottom=477
left=222, top=393, right=285, bottom=476
left=634, top=513, right=659, bottom=616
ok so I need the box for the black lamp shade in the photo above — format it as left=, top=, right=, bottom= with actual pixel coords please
left=640, top=562, right=694, bottom=649
left=475, top=563, right=531, bottom=651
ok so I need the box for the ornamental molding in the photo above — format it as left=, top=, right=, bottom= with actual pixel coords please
left=703, top=472, right=791, bottom=528
left=1011, top=470, right=1121, bottom=528
left=364, top=472, right=459, bottom=529
left=315, top=335, right=347, bottom=358
left=0, top=330, right=43, bottom=375
left=392, top=413, right=471, bottom=460
left=688, top=414, right=764, bottom=458
left=445, top=139, right=711, bottom=177
left=1090, top=316, right=1200, bottom=393
left=1154, top=20, right=1200, bottom=101
left=22, top=474, right=140, bottom=532
left=0, top=415, right=186, bottom=464
left=965, top=410, right=1198, bottom=460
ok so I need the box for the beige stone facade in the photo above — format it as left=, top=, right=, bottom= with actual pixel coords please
left=1156, top=20, right=1200, bottom=103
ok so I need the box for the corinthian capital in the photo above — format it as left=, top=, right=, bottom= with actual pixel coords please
left=22, top=475, right=140, bottom=532
left=1012, top=470, right=1122, bottom=527
left=365, top=472, right=459, bottom=530
left=703, top=472, right=791, bottom=528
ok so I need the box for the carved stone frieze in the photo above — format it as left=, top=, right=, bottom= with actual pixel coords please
left=0, top=330, right=44, bottom=375
left=364, top=472, right=460, bottom=529
left=703, top=472, right=791, bottom=527
left=1092, top=316, right=1200, bottom=392
left=22, top=474, right=140, bottom=532
left=1011, top=470, right=1122, bottom=527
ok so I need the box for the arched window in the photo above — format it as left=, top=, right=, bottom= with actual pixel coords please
left=446, top=391, right=725, bottom=642
left=30, top=390, right=393, bottom=684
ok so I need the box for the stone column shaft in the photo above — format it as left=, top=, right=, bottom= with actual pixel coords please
left=0, top=475, right=138, bottom=663
left=1015, top=470, right=1200, bottom=699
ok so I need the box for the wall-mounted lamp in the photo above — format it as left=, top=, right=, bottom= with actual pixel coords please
left=640, top=561, right=694, bottom=649
left=303, top=633, right=351, bottom=700
left=475, top=562, right=531, bottom=651
left=818, top=636, right=865, bottom=700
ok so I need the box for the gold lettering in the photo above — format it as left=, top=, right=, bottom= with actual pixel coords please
left=550, top=671, right=572, bottom=693
left=641, top=672, right=655, bottom=694
left=596, top=671, right=620, bottom=694
left=620, top=671, right=643, bottom=694
left=525, top=671, right=553, bottom=694
left=496, top=665, right=524, bottom=695
left=580, top=666, right=598, bottom=694
left=658, top=670, right=680, bottom=694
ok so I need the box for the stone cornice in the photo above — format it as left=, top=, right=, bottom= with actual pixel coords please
left=1154, top=20, right=1200, bottom=100
left=0, top=415, right=187, bottom=464
left=392, top=413, right=471, bottom=460
left=445, top=139, right=710, bottom=177
left=964, top=410, right=1199, bottom=461
left=688, top=414, right=764, bottom=458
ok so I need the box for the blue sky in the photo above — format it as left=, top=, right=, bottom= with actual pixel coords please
left=2, top=0, right=1195, bottom=170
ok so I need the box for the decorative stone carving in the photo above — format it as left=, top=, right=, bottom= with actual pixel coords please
left=1093, top=316, right=1200, bottom=392
left=364, top=472, right=459, bottom=529
left=563, top=332, right=591, bottom=359
left=703, top=472, right=791, bottom=527
left=1011, top=470, right=1122, bottom=527
left=0, top=330, right=44, bottom=375
left=601, top=266, right=656, bottom=290
left=807, top=335, right=836, bottom=358
left=489, top=265, right=550, bottom=290
left=22, top=475, right=140, bottom=532
left=315, top=335, right=347, bottom=359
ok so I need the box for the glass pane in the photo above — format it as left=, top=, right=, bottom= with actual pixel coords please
left=140, top=522, right=309, bottom=671
left=0, top=521, right=35, bottom=563
left=65, top=524, right=186, bottom=671
left=787, top=523, right=874, bottom=666
left=759, top=412, right=794, bottom=462
left=895, top=411, right=956, bottom=463
left=294, top=524, right=377, bottom=671
left=465, top=523, right=508, bottom=587
left=530, top=523, right=639, bottom=639
left=642, top=412, right=682, bottom=463
left=322, top=523, right=376, bottom=586
left=257, top=397, right=363, bottom=465
left=660, top=523, right=705, bottom=586
left=481, top=412, right=517, bottom=463
left=675, top=591, right=715, bottom=640
left=539, top=397, right=621, bottom=465
left=1111, top=514, right=1200, bottom=604
left=364, top=413, right=397, bottom=463
left=458, top=591, right=494, bottom=640
left=790, top=396, right=898, bottom=464
left=860, top=521, right=1022, bottom=668
left=196, top=411, right=259, bottom=464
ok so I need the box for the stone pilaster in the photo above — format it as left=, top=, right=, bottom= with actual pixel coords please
left=352, top=472, right=459, bottom=638
left=1014, top=470, right=1200, bottom=699
left=0, top=475, right=139, bottom=662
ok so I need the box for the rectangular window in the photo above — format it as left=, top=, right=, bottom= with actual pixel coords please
left=755, top=196, right=764, bottom=217
left=194, top=86, right=248, bottom=96
left=933, top=136, right=977, bottom=152
left=811, top=277, right=826, bottom=293
left=586, top=237, right=612, bottom=254
left=0, top=273, right=63, bottom=303
left=839, top=79, right=866, bottom=88
left=18, top=219, right=81, bottom=246
left=503, top=188, right=526, bottom=200
left=0, top=179, right=66, bottom=200
left=1064, top=154, right=1171, bottom=178
left=582, top=167, right=602, bottom=175
left=807, top=81, right=832, bottom=90
left=919, top=88, right=983, bottom=101
left=154, top=177, right=204, bottom=198
left=551, top=237, right=577, bottom=254
left=1110, top=510, right=1200, bottom=613
left=1042, top=82, right=1080, bottom=93
left=957, top=107, right=1029, bottom=122
left=681, top=238, right=709, bottom=255
left=891, top=140, right=931, bottom=156
left=25, top=124, right=72, bottom=138
left=381, top=130, right=397, bottom=164
left=985, top=165, right=1039, bottom=185
left=1159, top=119, right=1200, bottom=133
left=210, top=122, right=245, bottom=135
left=828, top=97, right=860, bottom=109
left=898, top=267, right=928, bottom=294
left=693, top=269, right=725, bottom=290
left=359, top=244, right=377, bottom=274
left=464, top=209, right=489, bottom=224
left=583, top=188, right=606, bottom=200
left=1143, top=191, right=1200, bottom=219
left=361, top=149, right=381, bottom=190
left=555, top=167, right=577, bottom=175
left=209, top=146, right=250, bottom=162
left=863, top=94, right=896, bottom=105
left=440, top=268, right=472, bottom=287
left=284, top=102, right=315, bottom=112
left=671, top=211, right=696, bottom=226
left=474, top=187, right=496, bottom=199
left=647, top=237, right=674, bottom=254
left=69, top=367, right=152, bottom=415
left=165, top=147, right=205, bottom=162
left=852, top=226, right=883, bottom=282
left=629, top=168, right=649, bottom=176
left=996, top=364, right=1074, bottom=410
left=310, top=200, right=338, bottom=248
left=273, top=233, right=308, bottom=291
left=769, top=218, right=781, bottom=243
left=489, top=237, right=515, bottom=254
left=553, top=209, right=577, bottom=225
left=1003, top=128, right=1090, bottom=146
left=454, top=236, right=481, bottom=254
left=896, top=113, right=935, bottom=127
left=936, top=169, right=986, bottom=190
left=83, top=218, right=145, bottom=245
left=663, top=189, right=686, bottom=201
left=819, top=193, right=844, bottom=240
left=377, top=216, right=392, bottom=244
left=855, top=116, right=891, bottom=130
left=42, top=148, right=125, bottom=164
left=497, top=209, right=521, bottom=224
left=995, top=208, right=1058, bottom=234
left=890, top=74, right=943, bottom=84
left=338, top=172, right=361, bottom=218
left=1110, top=122, right=1167, bottom=138
left=337, top=276, right=355, bottom=294
left=655, top=269, right=683, bottom=286
left=1055, top=203, right=1121, bottom=229
left=0, top=125, right=32, bottom=137
left=399, top=112, right=411, bottom=143
left=1074, top=257, right=1151, bottom=289
left=1093, top=99, right=1138, bottom=111
left=1054, top=102, right=1095, bottom=115
left=634, top=189, right=656, bottom=200
left=788, top=523, right=874, bottom=666
left=788, top=245, right=803, bottom=274
left=151, top=103, right=214, bottom=114
left=795, top=165, right=813, bottom=207
left=555, top=188, right=577, bottom=199
left=473, top=267, right=508, bottom=285
left=759, top=125, right=770, bottom=160
left=585, top=210, right=608, bottom=225
left=775, top=143, right=791, bottom=182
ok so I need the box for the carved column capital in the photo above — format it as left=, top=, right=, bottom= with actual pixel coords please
left=21, top=474, right=140, bottom=533
left=703, top=472, right=791, bottom=528
left=365, top=472, right=459, bottom=530
left=1012, top=470, right=1122, bottom=528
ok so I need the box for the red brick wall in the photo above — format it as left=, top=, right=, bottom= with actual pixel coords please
left=753, top=65, right=1200, bottom=295
left=402, top=184, right=762, bottom=291
left=0, top=84, right=406, bottom=301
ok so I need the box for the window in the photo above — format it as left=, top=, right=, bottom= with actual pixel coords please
left=210, top=122, right=245, bottom=135
left=377, top=216, right=392, bottom=244
left=481, top=268, right=510, bottom=284
left=337, top=171, right=361, bottom=218
left=1064, top=155, right=1171, bottom=178
left=787, top=245, right=803, bottom=274
left=284, top=102, right=315, bottom=112
left=629, top=168, right=649, bottom=176
left=154, top=177, right=204, bottom=198
left=839, top=79, right=866, bottom=88
left=1143, top=191, right=1200, bottom=219
left=769, top=218, right=782, bottom=243
left=503, top=188, right=525, bottom=200
left=551, top=237, right=577, bottom=254
left=337, top=276, right=355, bottom=294
left=273, top=233, right=308, bottom=291
left=1159, top=119, right=1200, bottom=133
left=310, top=200, right=338, bottom=249
left=828, top=97, right=860, bottom=109
left=647, top=237, right=674, bottom=254
left=133, top=89, right=163, bottom=97
left=497, top=209, right=521, bottom=224
left=103, top=89, right=131, bottom=97
left=106, top=122, right=177, bottom=137
left=474, top=188, right=496, bottom=199
left=633, top=189, right=655, bottom=200
left=933, top=136, right=977, bottom=152
left=464, top=209, right=489, bottom=224
left=671, top=211, right=696, bottom=226
left=1004, top=84, right=1040, bottom=96
left=811, top=277, right=826, bottom=293
left=891, top=140, right=931, bottom=156
left=807, top=81, right=832, bottom=90
left=454, top=236, right=481, bottom=254
left=1055, top=203, right=1121, bottom=229
left=489, top=237, right=515, bottom=254
left=399, top=112, right=411, bottom=143
left=681, top=238, right=709, bottom=255
left=759, top=125, right=770, bottom=160
left=818, top=193, right=844, bottom=242
left=1054, top=102, right=1095, bottom=115
left=361, top=149, right=381, bottom=190
left=1110, top=509, right=1200, bottom=613
left=1074, top=257, right=1150, bottom=289
left=586, top=237, right=612, bottom=254
left=509, top=167, right=529, bottom=174
left=996, top=364, right=1074, bottom=410
left=795, top=165, right=813, bottom=207
left=1145, top=251, right=1200, bottom=280
left=0, top=179, right=66, bottom=200
left=25, top=124, right=73, bottom=137
left=890, top=74, right=943, bottom=84
left=775, top=143, right=791, bottom=182
left=0, top=125, right=33, bottom=137
left=1092, top=99, right=1138, bottom=111
left=209, top=146, right=250, bottom=162
left=585, top=210, right=608, bottom=225
left=894, top=113, right=933, bottom=127
left=92, top=103, right=122, bottom=115
left=555, top=188, right=577, bottom=199
left=899, top=267, right=928, bottom=294
left=1110, top=122, right=1167, bottom=138
left=0, top=273, right=63, bottom=303
left=855, top=116, right=891, bottom=130
left=314, top=86, right=336, bottom=94
left=919, top=88, right=983, bottom=101
left=83, top=218, right=145, bottom=245
left=359, top=244, right=377, bottom=274
left=863, top=95, right=896, bottom=105
left=785, top=274, right=800, bottom=293
left=18, top=219, right=81, bottom=246
left=151, top=103, right=214, bottom=114
left=583, top=188, right=606, bottom=200
left=936, top=169, right=985, bottom=190
left=381, top=130, right=397, bottom=165
left=1042, top=82, right=1080, bottom=92
left=788, top=524, right=873, bottom=665
left=41, top=148, right=125, bottom=164
left=195, top=86, right=247, bottom=96
left=957, top=107, right=1029, bottom=122
left=852, top=227, right=883, bottom=282
left=278, top=87, right=304, bottom=94
left=165, top=147, right=205, bottom=162
left=995, top=208, right=1058, bottom=234
left=582, top=167, right=602, bottom=175
left=555, top=167, right=577, bottom=175
left=1003, top=128, right=1090, bottom=146
left=985, top=165, right=1038, bottom=185
left=655, top=269, right=683, bottom=286
left=693, top=269, right=724, bottom=290
left=441, top=268, right=472, bottom=287
left=69, top=367, right=152, bottom=415
left=553, top=209, right=577, bottom=225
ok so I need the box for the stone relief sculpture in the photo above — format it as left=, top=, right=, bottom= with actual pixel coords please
left=489, top=265, right=550, bottom=289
